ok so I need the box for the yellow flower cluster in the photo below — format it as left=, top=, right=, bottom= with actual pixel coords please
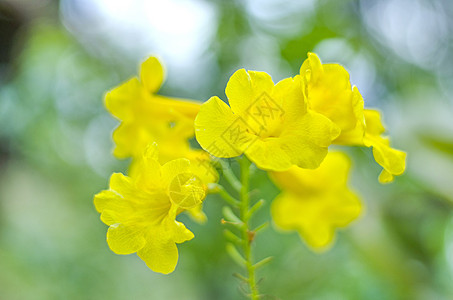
left=194, top=52, right=405, bottom=249
left=95, top=53, right=406, bottom=272
left=195, top=52, right=406, bottom=183
left=195, top=71, right=340, bottom=171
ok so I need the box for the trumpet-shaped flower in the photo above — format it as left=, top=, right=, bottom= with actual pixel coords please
left=195, top=69, right=340, bottom=171
left=94, top=145, right=206, bottom=274
left=300, top=52, right=406, bottom=182
left=105, top=56, right=206, bottom=164
left=300, top=52, right=365, bottom=144
left=270, top=152, right=362, bottom=250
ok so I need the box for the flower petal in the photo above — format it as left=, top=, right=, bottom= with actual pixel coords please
left=94, top=190, right=119, bottom=213
left=301, top=52, right=362, bottom=134
left=94, top=190, right=135, bottom=226
left=195, top=96, right=252, bottom=158
left=225, top=69, right=274, bottom=116
left=105, top=78, right=148, bottom=122
left=300, top=52, right=323, bottom=85
left=137, top=216, right=194, bottom=274
left=151, top=95, right=201, bottom=120
left=138, top=237, right=179, bottom=274
left=333, top=86, right=366, bottom=145
left=109, top=173, right=137, bottom=198
left=270, top=151, right=362, bottom=250
left=160, top=158, right=191, bottom=187
left=140, top=56, right=164, bottom=93
left=272, top=76, right=307, bottom=124
left=169, top=173, right=205, bottom=209
left=133, top=149, right=162, bottom=191
left=378, top=169, right=394, bottom=183
left=172, top=219, right=195, bottom=243
left=244, top=138, right=292, bottom=171
left=363, top=109, right=406, bottom=182
left=245, top=111, right=339, bottom=171
left=366, top=134, right=406, bottom=180
left=112, top=122, right=156, bottom=159
left=185, top=204, right=207, bottom=224
left=269, top=152, right=351, bottom=194
left=187, top=153, right=219, bottom=185
left=271, top=183, right=361, bottom=250
left=107, top=223, right=146, bottom=255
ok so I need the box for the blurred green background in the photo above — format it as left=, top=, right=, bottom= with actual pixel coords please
left=1, top=0, right=453, bottom=299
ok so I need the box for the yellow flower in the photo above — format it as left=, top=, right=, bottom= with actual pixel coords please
left=105, top=56, right=204, bottom=164
left=270, top=152, right=362, bottom=250
left=300, top=52, right=365, bottom=144
left=94, top=145, right=206, bottom=274
left=194, top=69, right=340, bottom=171
left=300, top=52, right=406, bottom=182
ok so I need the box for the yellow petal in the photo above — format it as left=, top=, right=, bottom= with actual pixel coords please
left=195, top=96, right=252, bottom=158
left=140, top=56, right=164, bottom=93
left=301, top=53, right=364, bottom=136
left=270, top=152, right=362, bottom=250
left=107, top=223, right=146, bottom=255
left=225, top=69, right=274, bottom=116
left=333, top=86, right=366, bottom=145
left=98, top=173, right=169, bottom=226
left=109, top=172, right=137, bottom=198
left=172, top=219, right=195, bottom=243
left=93, top=190, right=118, bottom=213
left=187, top=153, right=219, bottom=185
left=245, top=138, right=292, bottom=171
left=133, top=152, right=162, bottom=192
left=271, top=190, right=361, bottom=251
left=138, top=234, right=179, bottom=274
left=143, top=142, right=159, bottom=160
left=94, top=190, right=135, bottom=226
left=160, top=158, right=191, bottom=187
left=185, top=204, right=207, bottom=224
left=363, top=109, right=406, bottom=180
left=169, top=173, right=206, bottom=209
left=112, top=123, right=156, bottom=159
left=152, top=95, right=201, bottom=120
left=300, top=52, right=323, bottom=85
left=363, top=109, right=385, bottom=136
left=269, top=152, right=351, bottom=193
left=105, top=78, right=148, bottom=122
left=137, top=216, right=194, bottom=274
left=378, top=169, right=394, bottom=183
left=245, top=110, right=339, bottom=171
left=272, top=76, right=307, bottom=124
left=366, top=134, right=406, bottom=178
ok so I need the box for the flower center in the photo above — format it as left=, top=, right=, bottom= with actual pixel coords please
left=168, top=173, right=205, bottom=209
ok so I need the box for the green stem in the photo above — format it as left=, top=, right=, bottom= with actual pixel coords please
left=216, top=156, right=263, bottom=299
left=239, top=156, right=259, bottom=300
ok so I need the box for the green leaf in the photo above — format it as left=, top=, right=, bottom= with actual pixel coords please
left=226, top=243, right=246, bottom=266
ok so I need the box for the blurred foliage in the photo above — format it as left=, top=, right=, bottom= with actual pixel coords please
left=1, top=0, right=453, bottom=299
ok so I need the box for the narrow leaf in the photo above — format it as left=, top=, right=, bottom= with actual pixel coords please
left=222, top=206, right=243, bottom=224
left=226, top=243, right=246, bottom=266
left=224, top=229, right=243, bottom=244
left=253, top=256, right=273, bottom=269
